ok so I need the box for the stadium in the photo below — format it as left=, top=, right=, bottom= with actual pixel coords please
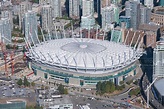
left=26, top=36, right=143, bottom=87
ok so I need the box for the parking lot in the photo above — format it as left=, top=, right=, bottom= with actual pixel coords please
left=0, top=79, right=36, bottom=106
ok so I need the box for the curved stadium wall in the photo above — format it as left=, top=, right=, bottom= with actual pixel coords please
left=26, top=38, right=142, bottom=87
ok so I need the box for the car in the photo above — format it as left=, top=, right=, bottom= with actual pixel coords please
left=3, top=87, right=7, bottom=90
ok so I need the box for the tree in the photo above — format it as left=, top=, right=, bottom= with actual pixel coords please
left=57, top=84, right=65, bottom=94
left=31, top=82, right=35, bottom=87
left=57, top=84, right=68, bottom=94
left=119, top=81, right=124, bottom=85
left=96, top=81, right=101, bottom=92
left=30, top=0, right=39, bottom=3
left=41, top=85, right=44, bottom=90
left=24, top=76, right=30, bottom=87
left=17, top=78, right=22, bottom=86
left=26, top=105, right=43, bottom=109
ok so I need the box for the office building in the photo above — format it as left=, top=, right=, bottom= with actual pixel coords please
left=19, top=1, right=32, bottom=30
left=69, top=0, right=80, bottom=19
left=1, top=10, right=13, bottom=30
left=24, top=10, right=38, bottom=44
left=151, top=6, right=164, bottom=26
left=81, top=0, right=97, bottom=29
left=41, top=5, right=53, bottom=32
left=119, top=16, right=131, bottom=29
left=125, top=1, right=140, bottom=30
left=101, top=4, right=119, bottom=30
left=144, top=0, right=153, bottom=9
left=0, top=18, right=11, bottom=44
left=50, top=0, right=62, bottom=18
left=153, top=40, right=164, bottom=80
left=140, top=6, right=151, bottom=24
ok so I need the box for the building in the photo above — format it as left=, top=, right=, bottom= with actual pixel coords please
left=101, top=0, right=111, bottom=8
left=154, top=78, right=164, bottom=105
left=53, top=19, right=71, bottom=30
left=111, top=27, right=123, bottom=42
left=24, top=10, right=38, bottom=44
left=159, top=0, right=164, bottom=6
left=26, top=36, right=142, bottom=87
left=0, top=99, right=26, bottom=109
left=39, top=0, right=49, bottom=5
left=121, top=29, right=144, bottom=46
left=41, top=5, right=53, bottom=32
left=19, top=1, right=32, bottom=30
left=82, top=29, right=104, bottom=40
left=140, top=5, right=151, bottom=25
left=1, top=10, right=13, bottom=30
left=37, top=94, right=73, bottom=109
left=151, top=6, right=164, bottom=26
left=143, top=31, right=157, bottom=48
left=119, top=16, right=131, bottom=29
left=32, top=3, right=42, bottom=14
left=69, top=0, right=80, bottom=19
left=125, top=1, right=140, bottom=30
left=153, top=40, right=164, bottom=80
left=101, top=4, right=119, bottom=30
left=0, top=18, right=11, bottom=44
left=144, top=0, right=153, bottom=9
left=138, top=24, right=161, bottom=48
left=81, top=0, right=96, bottom=29
left=50, top=0, right=62, bottom=18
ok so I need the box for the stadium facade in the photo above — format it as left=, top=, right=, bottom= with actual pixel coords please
left=26, top=35, right=143, bottom=87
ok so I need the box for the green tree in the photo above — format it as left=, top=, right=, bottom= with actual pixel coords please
left=57, top=84, right=65, bottom=94
left=30, top=0, right=39, bottom=3
left=31, top=82, right=35, bottom=87
left=41, top=85, right=44, bottom=90
left=96, top=81, right=101, bottom=92
left=24, top=76, right=30, bottom=87
left=57, top=84, right=68, bottom=94
left=17, top=78, right=22, bottom=86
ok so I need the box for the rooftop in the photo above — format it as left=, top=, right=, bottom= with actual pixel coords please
left=26, top=38, right=142, bottom=74
left=154, top=78, right=164, bottom=96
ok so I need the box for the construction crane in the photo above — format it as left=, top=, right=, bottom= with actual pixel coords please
left=10, top=39, right=17, bottom=76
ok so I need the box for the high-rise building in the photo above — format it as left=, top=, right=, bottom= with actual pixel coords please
left=153, top=40, right=164, bottom=80
left=0, top=18, right=11, bottom=44
left=81, top=0, right=96, bottom=29
left=119, top=16, right=131, bottom=28
left=125, top=1, right=140, bottom=30
left=144, top=0, right=153, bottom=9
left=1, top=10, right=13, bottom=30
left=140, top=5, right=151, bottom=24
left=19, top=1, right=32, bottom=30
left=50, top=0, right=62, bottom=18
left=69, top=0, right=80, bottom=19
left=39, top=0, right=47, bottom=5
left=101, top=4, right=119, bottom=30
left=24, top=10, right=38, bottom=44
left=41, top=5, right=53, bottom=32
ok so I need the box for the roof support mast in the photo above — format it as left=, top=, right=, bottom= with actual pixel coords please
left=35, top=30, right=40, bottom=44
left=29, top=32, right=36, bottom=46
left=124, top=30, right=129, bottom=45
left=55, top=26, right=58, bottom=39
left=39, top=26, right=46, bottom=42
left=96, top=25, right=98, bottom=40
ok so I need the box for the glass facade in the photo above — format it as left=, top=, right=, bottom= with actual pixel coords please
left=31, top=63, right=136, bottom=85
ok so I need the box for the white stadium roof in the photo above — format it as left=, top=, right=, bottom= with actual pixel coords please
left=26, top=38, right=142, bottom=74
